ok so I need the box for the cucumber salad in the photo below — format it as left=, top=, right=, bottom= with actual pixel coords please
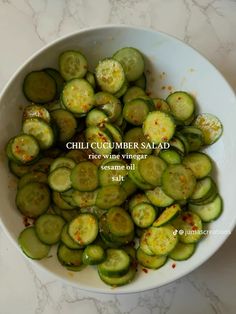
left=6, top=47, right=223, bottom=287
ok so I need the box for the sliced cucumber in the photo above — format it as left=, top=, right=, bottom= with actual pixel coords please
left=145, top=186, right=174, bottom=207
left=48, top=167, right=72, bottom=192
left=85, top=71, right=96, bottom=88
left=139, top=229, right=154, bottom=256
left=107, top=207, right=134, bottom=237
left=51, top=109, right=77, bottom=142
left=123, top=98, right=150, bottom=126
left=61, top=223, right=83, bottom=249
left=169, top=242, right=196, bottom=261
left=124, top=127, right=152, bottom=156
left=22, top=118, right=54, bottom=150
left=68, top=213, right=98, bottom=246
left=31, top=157, right=54, bottom=173
left=71, top=161, right=98, bottom=191
left=18, top=227, right=50, bottom=260
left=113, top=47, right=144, bottom=81
left=183, top=152, right=212, bottom=179
left=52, top=191, right=75, bottom=210
left=153, top=204, right=181, bottom=227
left=98, top=249, right=130, bottom=277
left=162, top=164, right=196, bottom=200
left=57, top=244, right=84, bottom=270
left=96, top=185, right=126, bottom=209
left=82, top=245, right=106, bottom=265
left=137, top=248, right=167, bottom=269
left=193, top=113, right=223, bottom=145
left=86, top=109, right=109, bottom=127
left=18, top=171, right=48, bottom=189
left=23, top=104, right=51, bottom=124
left=59, top=50, right=88, bottom=81
left=123, top=86, right=146, bottom=103
left=166, top=91, right=195, bottom=121
left=95, top=92, right=122, bottom=122
left=190, top=177, right=215, bottom=201
left=16, top=182, right=50, bottom=218
left=131, top=203, right=156, bottom=228
left=23, top=70, right=56, bottom=103
left=35, top=214, right=65, bottom=245
left=50, top=157, right=76, bottom=172
left=159, top=149, right=182, bottom=165
left=104, top=123, right=122, bottom=143
left=95, top=58, right=125, bottom=94
left=189, top=194, right=222, bottom=222
left=138, top=155, right=167, bottom=186
left=9, top=160, right=31, bottom=178
left=72, top=190, right=98, bottom=208
left=153, top=98, right=171, bottom=113
left=45, top=68, right=64, bottom=98
left=133, top=73, right=146, bottom=89
left=62, top=78, right=94, bottom=114
left=85, top=126, right=113, bottom=155
left=143, top=111, right=175, bottom=144
left=146, top=225, right=178, bottom=255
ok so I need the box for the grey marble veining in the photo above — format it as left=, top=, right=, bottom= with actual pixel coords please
left=0, top=1, right=236, bottom=313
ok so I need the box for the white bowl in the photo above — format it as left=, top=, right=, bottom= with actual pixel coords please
left=0, top=25, right=236, bottom=294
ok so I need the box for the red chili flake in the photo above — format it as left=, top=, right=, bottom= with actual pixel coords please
left=142, top=268, right=148, bottom=273
left=192, top=225, right=198, bottom=231
left=167, top=86, right=172, bottom=91
left=23, top=216, right=30, bottom=227
left=172, top=263, right=176, bottom=269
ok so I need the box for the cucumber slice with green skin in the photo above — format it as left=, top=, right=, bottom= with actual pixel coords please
left=180, top=126, right=204, bottom=152
left=85, top=71, right=96, bottom=89
left=95, top=58, right=125, bottom=94
left=52, top=191, right=75, bottom=210
left=190, top=187, right=218, bottom=206
left=123, top=86, right=146, bottom=103
left=114, top=79, right=129, bottom=98
left=61, top=208, right=80, bottom=222
left=145, top=186, right=174, bottom=207
left=133, top=73, right=146, bottom=89
left=183, top=152, right=212, bottom=179
left=139, top=229, right=155, bottom=255
left=122, top=176, right=138, bottom=197
left=131, top=159, right=154, bottom=188
left=85, top=126, right=113, bottom=156
left=71, top=161, right=98, bottom=192
left=23, top=104, right=51, bottom=123
left=61, top=223, right=83, bottom=249
left=175, top=132, right=190, bottom=154
left=138, top=155, right=167, bottom=186
left=170, top=137, right=185, bottom=155
left=137, top=248, right=167, bottom=269
left=23, top=70, right=56, bottom=103
left=104, top=123, right=122, bottom=143
left=172, top=211, right=203, bottom=243
left=80, top=206, right=106, bottom=219
left=96, top=185, right=126, bottom=210
left=68, top=213, right=98, bottom=246
left=9, top=160, right=31, bottom=178
left=72, top=190, right=98, bottom=208
left=59, top=50, right=88, bottom=81
left=129, top=193, right=150, bottom=211
left=16, top=182, right=50, bottom=218
left=62, top=78, right=94, bottom=114
left=193, top=113, right=223, bottom=145
left=131, top=203, right=156, bottom=228
left=98, top=249, right=130, bottom=277
left=128, top=170, right=154, bottom=190
left=146, top=225, right=178, bottom=255
left=60, top=189, right=78, bottom=207
left=50, top=157, right=76, bottom=172
left=22, top=118, right=54, bottom=150
left=98, top=263, right=136, bottom=287
left=169, top=242, right=196, bottom=261
left=166, top=91, right=195, bottom=121
left=65, top=150, right=87, bottom=163
left=123, top=98, right=150, bottom=126
left=107, top=207, right=134, bottom=237
left=45, top=68, right=65, bottom=98
left=113, top=47, right=145, bottom=82
left=190, top=177, right=215, bottom=201
left=86, top=109, right=109, bottom=127
left=99, top=160, right=127, bottom=186
left=35, top=214, right=65, bottom=245
left=189, top=194, right=222, bottom=222
left=48, top=167, right=72, bottom=192
left=153, top=204, right=181, bottom=227
left=162, top=164, right=196, bottom=201
left=153, top=98, right=171, bottom=113
left=57, top=244, right=85, bottom=270
left=45, top=101, right=62, bottom=112
left=95, top=92, right=122, bottom=122
left=82, top=245, right=106, bottom=265
left=159, top=149, right=182, bottom=165
left=31, top=157, right=54, bottom=173
left=18, top=171, right=48, bottom=189
left=143, top=111, right=176, bottom=144
left=51, top=109, right=77, bottom=142
left=9, top=134, right=40, bottom=164
left=124, top=127, right=152, bottom=156
left=18, top=227, right=50, bottom=260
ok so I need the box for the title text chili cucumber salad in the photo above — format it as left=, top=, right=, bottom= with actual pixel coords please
left=6, top=47, right=223, bottom=287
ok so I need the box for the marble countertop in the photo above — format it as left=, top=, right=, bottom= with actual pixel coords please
left=0, top=1, right=236, bottom=313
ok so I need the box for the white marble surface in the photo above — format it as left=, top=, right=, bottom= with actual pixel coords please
left=0, top=0, right=236, bottom=313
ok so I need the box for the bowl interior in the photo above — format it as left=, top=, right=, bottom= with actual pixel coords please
left=0, top=26, right=236, bottom=293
